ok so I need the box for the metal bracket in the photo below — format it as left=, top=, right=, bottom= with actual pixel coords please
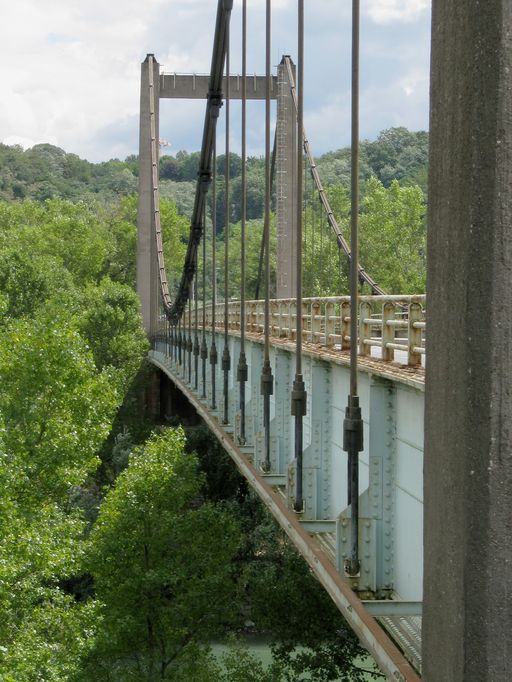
left=336, top=513, right=377, bottom=592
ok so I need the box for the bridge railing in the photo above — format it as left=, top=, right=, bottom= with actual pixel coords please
left=191, top=295, right=426, bottom=367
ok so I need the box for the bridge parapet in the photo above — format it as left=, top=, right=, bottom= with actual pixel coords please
left=183, top=295, right=426, bottom=368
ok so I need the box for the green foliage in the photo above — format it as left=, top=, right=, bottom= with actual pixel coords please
left=303, top=188, right=350, bottom=296
left=77, top=276, right=149, bottom=385
left=0, top=142, right=137, bottom=203
left=0, top=194, right=151, bottom=680
left=160, top=179, right=196, bottom=217
left=365, top=128, right=429, bottom=191
left=0, top=199, right=112, bottom=285
left=0, top=310, right=117, bottom=503
left=189, top=438, right=382, bottom=682
left=224, top=216, right=277, bottom=299
left=359, top=178, right=426, bottom=293
left=214, top=640, right=281, bottom=682
left=316, top=127, right=429, bottom=194
left=160, top=199, right=189, bottom=295
left=0, top=311, right=118, bottom=679
left=84, top=428, right=242, bottom=680
left=0, top=246, right=74, bottom=319
left=240, top=500, right=375, bottom=681
left=320, top=178, right=426, bottom=295
left=101, top=195, right=138, bottom=287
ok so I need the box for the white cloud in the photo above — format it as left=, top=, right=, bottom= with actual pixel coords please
left=304, top=66, right=429, bottom=155
left=0, top=1, right=431, bottom=161
left=365, top=0, right=430, bottom=25
left=0, top=0, right=197, bottom=160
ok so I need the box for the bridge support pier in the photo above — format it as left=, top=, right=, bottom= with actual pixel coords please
left=424, top=2, right=512, bottom=680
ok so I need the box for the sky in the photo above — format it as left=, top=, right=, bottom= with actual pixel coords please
left=0, top=0, right=432, bottom=162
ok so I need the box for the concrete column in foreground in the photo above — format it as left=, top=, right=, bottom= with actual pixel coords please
left=276, top=57, right=298, bottom=299
left=424, top=2, right=512, bottom=680
left=137, top=54, right=160, bottom=335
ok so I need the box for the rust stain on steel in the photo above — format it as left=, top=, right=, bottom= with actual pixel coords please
left=207, top=325, right=425, bottom=391
left=150, top=353, right=422, bottom=681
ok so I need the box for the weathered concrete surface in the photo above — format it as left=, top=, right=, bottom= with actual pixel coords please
left=137, top=55, right=159, bottom=334
left=424, top=2, right=512, bottom=680
left=276, top=57, right=298, bottom=298
left=159, top=74, right=277, bottom=100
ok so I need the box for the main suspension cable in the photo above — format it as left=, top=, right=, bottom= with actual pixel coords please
left=261, top=0, right=274, bottom=472
left=146, top=1, right=232, bottom=328
left=283, top=56, right=384, bottom=296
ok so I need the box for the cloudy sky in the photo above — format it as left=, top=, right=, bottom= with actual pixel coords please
left=0, top=0, right=431, bottom=162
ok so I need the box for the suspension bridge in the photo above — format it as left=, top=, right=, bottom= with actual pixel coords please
left=137, top=2, right=512, bottom=681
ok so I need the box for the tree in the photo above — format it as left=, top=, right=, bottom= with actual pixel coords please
left=303, top=188, right=350, bottom=297
left=188, top=438, right=383, bottom=682
left=101, top=195, right=138, bottom=287
left=159, top=155, right=181, bottom=181
left=77, top=276, right=148, bottom=388
left=359, top=177, right=426, bottom=293
left=0, top=310, right=118, bottom=504
left=365, top=128, right=429, bottom=188
left=0, top=309, right=119, bottom=680
left=0, top=246, right=74, bottom=319
left=224, top=216, right=277, bottom=300
left=83, top=428, right=242, bottom=681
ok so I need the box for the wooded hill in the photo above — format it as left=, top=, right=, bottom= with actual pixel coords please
left=0, top=127, right=428, bottom=222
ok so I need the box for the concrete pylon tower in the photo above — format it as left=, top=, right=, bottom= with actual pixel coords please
left=276, top=56, right=298, bottom=299
left=137, top=54, right=159, bottom=335
left=137, top=54, right=299, bottom=330
left=424, top=2, right=512, bottom=679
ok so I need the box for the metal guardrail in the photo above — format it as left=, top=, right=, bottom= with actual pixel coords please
left=182, top=295, right=426, bottom=367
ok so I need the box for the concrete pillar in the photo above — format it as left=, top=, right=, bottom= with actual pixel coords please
left=276, top=57, right=298, bottom=299
left=424, top=3, right=512, bottom=680
left=137, top=54, right=160, bottom=335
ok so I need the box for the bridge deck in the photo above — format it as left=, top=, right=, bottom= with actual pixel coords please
left=150, top=346, right=423, bottom=681
left=211, top=326, right=425, bottom=390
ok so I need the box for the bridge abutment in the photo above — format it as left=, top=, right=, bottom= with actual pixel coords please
left=424, top=1, right=512, bottom=679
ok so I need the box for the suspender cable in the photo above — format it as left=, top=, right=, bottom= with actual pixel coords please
left=291, top=0, right=307, bottom=512
left=193, top=251, right=199, bottom=390
left=200, top=207, right=208, bottom=399
left=261, top=0, right=274, bottom=472
left=222, top=28, right=231, bottom=425
left=187, top=282, right=192, bottom=383
left=343, top=0, right=363, bottom=577
left=178, top=318, right=182, bottom=366
left=283, top=54, right=384, bottom=296
left=237, top=0, right=248, bottom=445
left=210, top=137, right=218, bottom=410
